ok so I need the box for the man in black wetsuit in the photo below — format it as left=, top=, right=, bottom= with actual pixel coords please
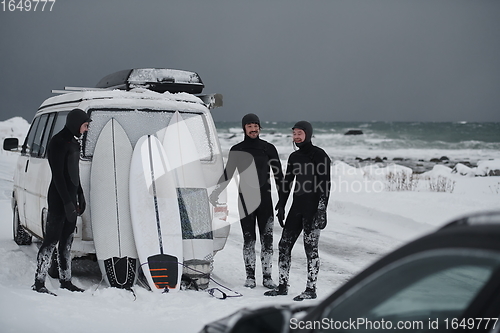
left=265, top=121, right=331, bottom=301
left=210, top=113, right=284, bottom=289
left=32, top=109, right=91, bottom=295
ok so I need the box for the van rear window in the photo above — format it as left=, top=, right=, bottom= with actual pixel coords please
left=85, top=109, right=215, bottom=161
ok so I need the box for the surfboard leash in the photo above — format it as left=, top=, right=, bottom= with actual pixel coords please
left=92, top=273, right=106, bottom=295
left=91, top=271, right=137, bottom=301
left=136, top=260, right=243, bottom=299
left=178, top=262, right=243, bottom=300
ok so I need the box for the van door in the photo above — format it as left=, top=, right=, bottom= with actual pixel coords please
left=16, top=116, right=40, bottom=228
left=23, top=114, right=54, bottom=237
left=36, top=112, right=67, bottom=235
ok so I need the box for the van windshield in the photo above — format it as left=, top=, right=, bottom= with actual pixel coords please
left=85, top=109, right=215, bottom=161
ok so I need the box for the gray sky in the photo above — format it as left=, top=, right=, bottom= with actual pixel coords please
left=1, top=0, right=499, bottom=123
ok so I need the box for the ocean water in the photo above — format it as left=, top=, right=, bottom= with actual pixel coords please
left=215, top=121, right=500, bottom=171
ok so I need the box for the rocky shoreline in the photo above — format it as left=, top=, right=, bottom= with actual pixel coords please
left=342, top=156, right=500, bottom=176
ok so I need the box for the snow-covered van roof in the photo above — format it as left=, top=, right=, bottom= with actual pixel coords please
left=37, top=68, right=222, bottom=115
left=38, top=88, right=222, bottom=116
left=96, top=68, right=204, bottom=94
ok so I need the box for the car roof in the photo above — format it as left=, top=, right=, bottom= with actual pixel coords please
left=37, top=89, right=207, bottom=113
left=439, top=210, right=500, bottom=229
left=348, top=222, right=500, bottom=285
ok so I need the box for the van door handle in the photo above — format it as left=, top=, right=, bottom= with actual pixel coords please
left=25, top=160, right=29, bottom=172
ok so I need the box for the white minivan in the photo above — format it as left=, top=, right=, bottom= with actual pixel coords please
left=3, top=68, right=230, bottom=285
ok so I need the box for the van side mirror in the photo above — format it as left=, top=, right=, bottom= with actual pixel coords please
left=199, top=93, right=223, bottom=109
left=3, top=138, right=19, bottom=151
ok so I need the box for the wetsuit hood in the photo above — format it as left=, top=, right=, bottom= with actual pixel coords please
left=66, top=109, right=91, bottom=137
left=241, top=113, right=261, bottom=130
left=242, top=113, right=261, bottom=141
left=292, top=120, right=313, bottom=149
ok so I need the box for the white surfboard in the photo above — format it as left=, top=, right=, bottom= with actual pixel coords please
left=157, top=111, right=214, bottom=289
left=129, top=134, right=183, bottom=292
left=90, top=119, right=139, bottom=289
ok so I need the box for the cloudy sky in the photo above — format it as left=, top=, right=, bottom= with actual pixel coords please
left=1, top=0, right=499, bottom=123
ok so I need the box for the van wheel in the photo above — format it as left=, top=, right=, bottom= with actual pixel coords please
left=13, top=205, right=32, bottom=245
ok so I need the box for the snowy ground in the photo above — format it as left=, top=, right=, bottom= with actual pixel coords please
left=0, top=148, right=499, bottom=332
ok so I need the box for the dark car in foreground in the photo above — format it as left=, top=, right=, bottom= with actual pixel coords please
left=200, top=211, right=500, bottom=333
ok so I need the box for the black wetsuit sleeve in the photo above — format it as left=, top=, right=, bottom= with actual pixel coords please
left=315, top=149, right=332, bottom=207
left=278, top=154, right=296, bottom=207
left=48, top=136, right=72, bottom=205
left=267, top=144, right=284, bottom=194
left=215, top=147, right=239, bottom=191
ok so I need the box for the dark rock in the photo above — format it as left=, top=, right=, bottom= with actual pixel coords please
left=440, top=156, right=450, bottom=161
left=488, top=170, right=500, bottom=177
left=430, top=158, right=441, bottom=163
left=344, top=129, right=364, bottom=135
left=393, top=157, right=404, bottom=161
left=374, top=156, right=384, bottom=163
left=458, top=161, right=474, bottom=168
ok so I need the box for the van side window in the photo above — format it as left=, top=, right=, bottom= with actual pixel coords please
left=21, top=117, right=41, bottom=156
left=39, top=113, right=56, bottom=158
left=30, top=115, right=49, bottom=157
left=38, top=111, right=69, bottom=158
left=182, top=113, right=214, bottom=161
left=51, top=112, right=68, bottom=139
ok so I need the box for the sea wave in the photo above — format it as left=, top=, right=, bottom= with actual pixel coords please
left=216, top=121, right=500, bottom=163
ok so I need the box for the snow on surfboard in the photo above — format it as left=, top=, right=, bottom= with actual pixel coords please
left=90, top=119, right=139, bottom=289
left=129, top=134, right=183, bottom=292
left=157, top=111, right=214, bottom=289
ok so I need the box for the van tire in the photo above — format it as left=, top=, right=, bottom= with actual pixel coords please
left=13, top=205, right=32, bottom=245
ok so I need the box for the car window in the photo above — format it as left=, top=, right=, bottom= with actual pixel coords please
left=30, top=114, right=49, bottom=157
left=51, top=111, right=68, bottom=140
left=85, top=110, right=215, bottom=161
left=181, top=113, right=214, bottom=161
left=37, top=113, right=56, bottom=158
left=178, top=188, right=212, bottom=240
left=85, top=110, right=173, bottom=157
left=21, top=112, right=68, bottom=157
left=371, top=265, right=490, bottom=317
left=21, top=116, right=40, bottom=156
left=319, top=250, right=500, bottom=333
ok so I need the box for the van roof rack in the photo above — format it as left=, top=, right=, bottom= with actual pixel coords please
left=48, top=86, right=223, bottom=110
left=95, top=68, right=204, bottom=94
left=51, top=86, right=108, bottom=94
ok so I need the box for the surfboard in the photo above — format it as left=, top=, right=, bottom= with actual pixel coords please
left=129, top=134, right=183, bottom=292
left=157, top=111, right=213, bottom=289
left=90, top=119, right=139, bottom=289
